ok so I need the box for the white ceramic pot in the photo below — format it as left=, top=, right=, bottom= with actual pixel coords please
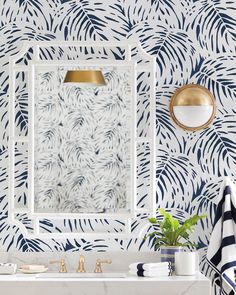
left=175, top=251, right=199, bottom=276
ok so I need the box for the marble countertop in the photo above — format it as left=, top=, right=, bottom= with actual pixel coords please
left=0, top=272, right=211, bottom=295
left=0, top=272, right=209, bottom=282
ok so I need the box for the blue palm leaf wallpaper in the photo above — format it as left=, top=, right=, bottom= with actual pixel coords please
left=0, top=0, right=236, bottom=290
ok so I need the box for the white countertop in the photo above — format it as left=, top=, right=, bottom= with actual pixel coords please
left=0, top=272, right=209, bottom=282
left=0, top=272, right=211, bottom=295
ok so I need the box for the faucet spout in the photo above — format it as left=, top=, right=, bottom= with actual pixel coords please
left=77, top=255, right=86, bottom=273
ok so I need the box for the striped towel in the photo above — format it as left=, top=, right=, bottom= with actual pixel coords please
left=207, top=178, right=236, bottom=295
left=129, top=269, right=170, bottom=277
left=129, top=262, right=170, bottom=271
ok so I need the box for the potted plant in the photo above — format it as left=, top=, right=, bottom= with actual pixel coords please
left=145, top=209, right=206, bottom=269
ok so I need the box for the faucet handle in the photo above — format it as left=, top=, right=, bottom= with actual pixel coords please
left=94, top=259, right=112, bottom=273
left=50, top=259, right=67, bottom=273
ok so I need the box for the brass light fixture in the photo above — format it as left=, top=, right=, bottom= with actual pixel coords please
left=170, top=84, right=216, bottom=131
left=63, top=70, right=106, bottom=86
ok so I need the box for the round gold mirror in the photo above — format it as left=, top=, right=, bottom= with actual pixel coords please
left=169, top=84, right=216, bottom=131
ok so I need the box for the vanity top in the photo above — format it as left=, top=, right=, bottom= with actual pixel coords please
left=0, top=272, right=210, bottom=295
left=0, top=272, right=209, bottom=282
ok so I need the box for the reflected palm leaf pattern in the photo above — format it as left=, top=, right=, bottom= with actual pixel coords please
left=34, top=67, right=131, bottom=213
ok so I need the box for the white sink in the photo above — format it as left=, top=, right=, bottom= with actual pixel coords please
left=36, top=272, right=126, bottom=278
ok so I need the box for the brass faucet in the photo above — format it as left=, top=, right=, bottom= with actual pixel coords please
left=94, top=259, right=112, bottom=273
left=77, top=255, right=86, bottom=273
left=50, top=259, right=67, bottom=273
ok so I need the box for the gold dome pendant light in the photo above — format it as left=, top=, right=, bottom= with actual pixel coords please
left=169, top=84, right=216, bottom=131
left=63, top=70, right=106, bottom=86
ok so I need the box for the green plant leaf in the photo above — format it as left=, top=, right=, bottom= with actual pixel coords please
left=144, top=231, right=160, bottom=239
left=148, top=217, right=158, bottom=224
left=159, top=209, right=179, bottom=231
left=176, top=214, right=207, bottom=240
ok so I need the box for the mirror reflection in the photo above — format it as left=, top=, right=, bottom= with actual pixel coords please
left=34, top=66, right=132, bottom=214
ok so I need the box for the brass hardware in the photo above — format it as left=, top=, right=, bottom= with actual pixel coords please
left=169, top=83, right=216, bottom=131
left=63, top=70, right=106, bottom=86
left=50, top=259, right=67, bottom=273
left=94, top=259, right=112, bottom=273
left=77, top=255, right=86, bottom=273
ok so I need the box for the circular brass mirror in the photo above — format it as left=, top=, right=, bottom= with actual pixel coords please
left=169, top=84, right=216, bottom=131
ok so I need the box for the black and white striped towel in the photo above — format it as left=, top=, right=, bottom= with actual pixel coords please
left=129, top=262, right=170, bottom=271
left=207, top=178, right=236, bottom=295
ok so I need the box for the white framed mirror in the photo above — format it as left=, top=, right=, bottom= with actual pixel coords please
left=9, top=41, right=156, bottom=238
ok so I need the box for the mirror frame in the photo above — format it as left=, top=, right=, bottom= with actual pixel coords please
left=8, top=41, right=156, bottom=238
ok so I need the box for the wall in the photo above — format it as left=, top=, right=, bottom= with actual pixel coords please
left=0, top=0, right=236, bottom=276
